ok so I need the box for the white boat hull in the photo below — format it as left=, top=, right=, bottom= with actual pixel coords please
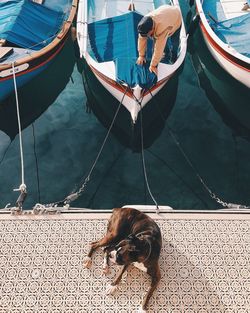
left=77, top=0, right=187, bottom=123
left=196, top=0, right=250, bottom=88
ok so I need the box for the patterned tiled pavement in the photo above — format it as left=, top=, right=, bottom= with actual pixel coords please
left=0, top=211, right=249, bottom=312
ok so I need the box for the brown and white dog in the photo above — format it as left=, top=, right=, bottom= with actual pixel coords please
left=83, top=207, right=162, bottom=313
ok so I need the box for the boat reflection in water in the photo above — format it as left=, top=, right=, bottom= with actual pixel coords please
left=0, top=38, right=76, bottom=140
left=189, top=28, right=250, bottom=139
left=77, top=58, right=180, bottom=150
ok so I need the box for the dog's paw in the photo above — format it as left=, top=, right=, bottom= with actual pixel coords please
left=83, top=256, right=92, bottom=269
left=106, top=283, right=117, bottom=295
left=137, top=307, right=147, bottom=313
left=102, top=265, right=109, bottom=275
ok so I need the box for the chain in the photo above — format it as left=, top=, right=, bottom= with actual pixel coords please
left=146, top=86, right=249, bottom=211
left=168, top=126, right=249, bottom=210
left=34, top=86, right=129, bottom=210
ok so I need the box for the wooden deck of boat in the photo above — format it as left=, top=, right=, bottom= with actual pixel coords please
left=0, top=209, right=249, bottom=312
left=220, top=0, right=249, bottom=19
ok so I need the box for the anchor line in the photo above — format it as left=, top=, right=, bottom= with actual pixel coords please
left=134, top=92, right=159, bottom=214
left=147, top=89, right=250, bottom=210
left=147, top=149, right=209, bottom=209
left=86, top=148, right=126, bottom=208
left=168, top=126, right=249, bottom=210
left=36, top=86, right=129, bottom=210
left=122, top=74, right=158, bottom=213
left=12, top=63, right=24, bottom=186
left=12, top=62, right=27, bottom=211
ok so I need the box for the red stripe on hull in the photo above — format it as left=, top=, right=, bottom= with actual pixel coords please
left=89, top=63, right=171, bottom=99
left=89, top=64, right=134, bottom=98
left=200, top=22, right=250, bottom=72
left=0, top=38, right=67, bottom=83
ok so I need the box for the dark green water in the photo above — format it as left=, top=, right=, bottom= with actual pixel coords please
left=0, top=1, right=250, bottom=210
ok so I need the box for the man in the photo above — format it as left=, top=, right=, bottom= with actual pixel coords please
left=136, top=5, right=182, bottom=75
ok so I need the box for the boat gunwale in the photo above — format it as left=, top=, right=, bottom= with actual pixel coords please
left=195, top=0, right=250, bottom=69
left=0, top=0, right=78, bottom=72
left=80, top=0, right=187, bottom=90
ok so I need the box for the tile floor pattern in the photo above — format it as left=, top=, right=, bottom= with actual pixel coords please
left=0, top=214, right=249, bottom=312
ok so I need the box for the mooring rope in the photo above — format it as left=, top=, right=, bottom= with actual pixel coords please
left=86, top=148, right=126, bottom=207
left=69, top=87, right=129, bottom=200
left=167, top=125, right=250, bottom=209
left=147, top=88, right=250, bottom=210
left=12, top=63, right=25, bottom=186
left=137, top=94, right=159, bottom=214
left=33, top=87, right=129, bottom=212
left=147, top=149, right=209, bottom=208
left=12, top=62, right=27, bottom=211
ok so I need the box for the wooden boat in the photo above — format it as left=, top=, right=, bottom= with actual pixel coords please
left=195, top=0, right=250, bottom=88
left=77, top=0, right=187, bottom=125
left=0, top=37, right=76, bottom=139
left=0, top=0, right=78, bottom=102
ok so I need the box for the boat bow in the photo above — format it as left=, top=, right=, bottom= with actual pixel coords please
left=77, top=0, right=187, bottom=123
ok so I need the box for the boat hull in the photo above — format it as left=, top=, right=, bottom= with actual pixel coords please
left=196, top=0, right=250, bottom=88
left=0, top=0, right=78, bottom=102
left=0, top=42, right=64, bottom=103
left=0, top=38, right=76, bottom=139
left=80, top=59, right=179, bottom=148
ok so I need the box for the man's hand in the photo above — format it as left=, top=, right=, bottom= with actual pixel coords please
left=136, top=56, right=146, bottom=65
left=149, top=65, right=158, bottom=75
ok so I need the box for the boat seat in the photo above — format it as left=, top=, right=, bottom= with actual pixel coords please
left=0, top=47, right=14, bottom=60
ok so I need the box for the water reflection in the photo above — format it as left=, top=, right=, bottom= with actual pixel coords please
left=188, top=24, right=250, bottom=139
left=0, top=38, right=76, bottom=140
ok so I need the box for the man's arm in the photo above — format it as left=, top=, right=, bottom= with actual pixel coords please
left=137, top=35, right=147, bottom=64
left=150, top=35, right=168, bottom=68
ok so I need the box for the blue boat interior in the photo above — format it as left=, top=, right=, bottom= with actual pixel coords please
left=203, top=0, right=250, bottom=58
left=88, top=10, right=180, bottom=89
left=0, top=0, right=67, bottom=57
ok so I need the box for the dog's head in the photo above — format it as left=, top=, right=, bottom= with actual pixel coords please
left=109, top=234, right=141, bottom=265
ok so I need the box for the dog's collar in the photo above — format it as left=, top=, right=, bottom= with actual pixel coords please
left=128, top=232, right=152, bottom=263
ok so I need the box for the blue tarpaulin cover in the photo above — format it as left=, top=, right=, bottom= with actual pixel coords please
left=0, top=0, right=65, bottom=50
left=203, top=0, right=250, bottom=58
left=88, top=11, right=157, bottom=89
left=203, top=0, right=226, bottom=21
left=211, top=14, right=250, bottom=58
